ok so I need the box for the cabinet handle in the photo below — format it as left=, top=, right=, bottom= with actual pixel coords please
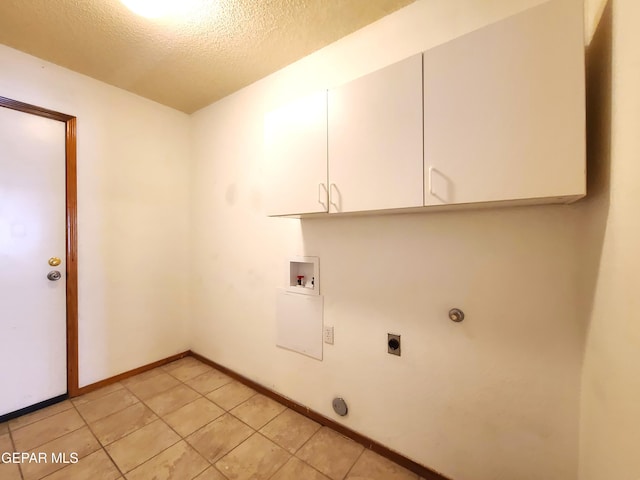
left=329, top=183, right=340, bottom=212
left=428, top=166, right=435, bottom=196
left=318, top=183, right=328, bottom=210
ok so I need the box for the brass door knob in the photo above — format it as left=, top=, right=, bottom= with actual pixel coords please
left=49, top=257, right=61, bottom=266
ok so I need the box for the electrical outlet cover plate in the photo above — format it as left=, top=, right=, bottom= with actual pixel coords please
left=388, top=333, right=401, bottom=356
left=323, top=326, right=334, bottom=345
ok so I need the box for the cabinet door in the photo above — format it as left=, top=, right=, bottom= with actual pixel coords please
left=424, top=0, right=585, bottom=206
left=328, top=54, right=423, bottom=213
left=264, top=91, right=328, bottom=216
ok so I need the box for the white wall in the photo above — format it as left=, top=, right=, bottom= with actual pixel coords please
left=579, top=0, right=640, bottom=478
left=190, top=1, right=587, bottom=479
left=0, top=45, right=191, bottom=387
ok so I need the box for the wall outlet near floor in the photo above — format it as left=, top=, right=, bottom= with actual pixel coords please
left=388, top=333, right=401, bottom=356
left=323, top=326, right=334, bottom=345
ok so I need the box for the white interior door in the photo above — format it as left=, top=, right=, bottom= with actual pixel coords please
left=0, top=106, right=67, bottom=417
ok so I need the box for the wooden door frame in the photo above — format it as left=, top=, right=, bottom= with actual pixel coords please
left=0, top=96, right=79, bottom=397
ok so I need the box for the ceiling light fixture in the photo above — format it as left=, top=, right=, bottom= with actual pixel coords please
left=119, top=0, right=204, bottom=19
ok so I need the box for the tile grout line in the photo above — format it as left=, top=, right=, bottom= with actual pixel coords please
left=288, top=423, right=366, bottom=480
left=8, top=359, right=227, bottom=480
left=164, top=360, right=289, bottom=477
left=73, top=388, right=142, bottom=428
left=305, top=461, right=334, bottom=480
left=342, top=447, right=366, bottom=480
left=190, top=354, right=441, bottom=479
left=165, top=363, right=257, bottom=478
left=29, top=403, right=102, bottom=480
left=243, top=431, right=293, bottom=480
left=70, top=382, right=126, bottom=405
left=216, top=392, right=259, bottom=414
left=259, top=423, right=302, bottom=480
left=275, top=420, right=330, bottom=480
left=22, top=360, right=207, bottom=480
left=114, top=380, right=189, bottom=476
left=178, top=360, right=337, bottom=480
left=157, top=361, right=241, bottom=480
left=277, top=418, right=327, bottom=480
left=70, top=399, right=125, bottom=480
left=20, top=358, right=391, bottom=480
left=8, top=397, right=114, bottom=477
left=267, top=452, right=331, bottom=480
left=114, top=362, right=214, bottom=479
left=7, top=403, right=73, bottom=435
left=293, top=424, right=323, bottom=460
left=210, top=430, right=266, bottom=477
left=256, top=407, right=290, bottom=440
left=6, top=423, right=25, bottom=480
left=93, top=360, right=270, bottom=478
left=265, top=455, right=289, bottom=480
left=12, top=414, right=87, bottom=456
left=175, top=373, right=342, bottom=480
left=291, top=426, right=340, bottom=480
left=73, top=372, right=177, bottom=478
left=182, top=359, right=381, bottom=480
left=199, top=396, right=319, bottom=479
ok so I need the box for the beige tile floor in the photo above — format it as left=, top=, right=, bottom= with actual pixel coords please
left=0, top=357, right=426, bottom=480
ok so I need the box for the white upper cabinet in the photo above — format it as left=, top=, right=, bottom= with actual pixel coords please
left=264, top=0, right=585, bottom=218
left=264, top=90, right=328, bottom=216
left=328, top=54, right=423, bottom=213
left=423, top=0, right=585, bottom=206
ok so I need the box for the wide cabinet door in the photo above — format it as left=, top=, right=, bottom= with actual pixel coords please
left=328, top=54, right=423, bottom=213
left=424, top=0, right=585, bottom=206
left=264, top=91, right=328, bottom=216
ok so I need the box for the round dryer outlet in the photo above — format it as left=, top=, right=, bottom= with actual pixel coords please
left=332, top=397, right=348, bottom=416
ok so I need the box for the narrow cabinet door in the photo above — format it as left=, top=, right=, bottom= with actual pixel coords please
left=424, top=0, right=585, bottom=206
left=328, top=54, right=423, bottom=213
left=264, top=91, right=328, bottom=216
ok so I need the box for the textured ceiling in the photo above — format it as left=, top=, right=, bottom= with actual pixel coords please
left=0, top=0, right=416, bottom=113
